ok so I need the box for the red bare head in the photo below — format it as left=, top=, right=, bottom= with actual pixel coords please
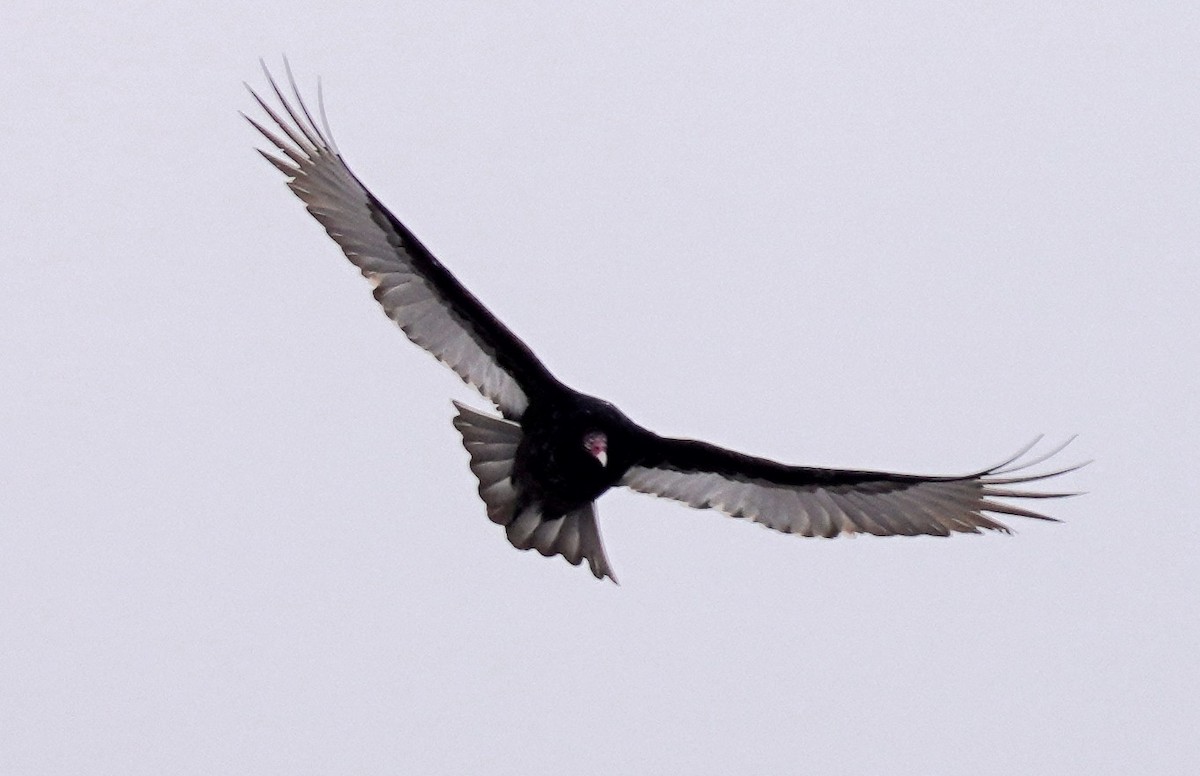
left=583, top=431, right=608, bottom=467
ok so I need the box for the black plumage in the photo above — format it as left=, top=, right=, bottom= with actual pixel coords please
left=246, top=64, right=1083, bottom=583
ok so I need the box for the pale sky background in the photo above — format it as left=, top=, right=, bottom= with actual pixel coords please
left=2, top=2, right=1197, bottom=774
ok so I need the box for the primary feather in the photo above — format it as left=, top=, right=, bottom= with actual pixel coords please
left=244, top=64, right=556, bottom=419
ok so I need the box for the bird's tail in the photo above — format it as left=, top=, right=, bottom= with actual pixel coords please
left=450, top=401, right=522, bottom=525
left=451, top=402, right=617, bottom=582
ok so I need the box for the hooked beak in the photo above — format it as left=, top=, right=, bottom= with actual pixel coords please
left=595, top=450, right=608, bottom=468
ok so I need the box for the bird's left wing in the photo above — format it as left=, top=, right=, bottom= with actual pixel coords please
left=245, top=64, right=559, bottom=419
left=621, top=435, right=1083, bottom=537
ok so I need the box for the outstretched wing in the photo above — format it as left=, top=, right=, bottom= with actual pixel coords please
left=245, top=63, right=558, bottom=419
left=621, top=436, right=1083, bottom=537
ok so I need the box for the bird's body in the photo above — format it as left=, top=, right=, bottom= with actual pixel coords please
left=513, top=394, right=632, bottom=517
left=247, top=64, right=1083, bottom=583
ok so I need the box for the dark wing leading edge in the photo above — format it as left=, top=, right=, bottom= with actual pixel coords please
left=244, top=64, right=559, bottom=419
left=621, top=435, right=1084, bottom=537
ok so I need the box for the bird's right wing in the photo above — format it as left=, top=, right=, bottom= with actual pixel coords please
left=245, top=64, right=559, bottom=419
left=621, top=435, right=1084, bottom=537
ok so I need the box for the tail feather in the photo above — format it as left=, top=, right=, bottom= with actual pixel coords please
left=451, top=401, right=617, bottom=583
left=451, top=400, right=521, bottom=525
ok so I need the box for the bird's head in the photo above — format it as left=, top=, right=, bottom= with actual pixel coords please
left=583, top=430, right=608, bottom=468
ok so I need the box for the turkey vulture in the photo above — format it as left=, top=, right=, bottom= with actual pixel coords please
left=245, top=64, right=1082, bottom=583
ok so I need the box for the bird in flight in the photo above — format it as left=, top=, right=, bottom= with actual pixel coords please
left=245, top=63, right=1082, bottom=583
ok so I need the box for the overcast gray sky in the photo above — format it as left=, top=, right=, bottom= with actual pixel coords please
left=2, top=2, right=1197, bottom=774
